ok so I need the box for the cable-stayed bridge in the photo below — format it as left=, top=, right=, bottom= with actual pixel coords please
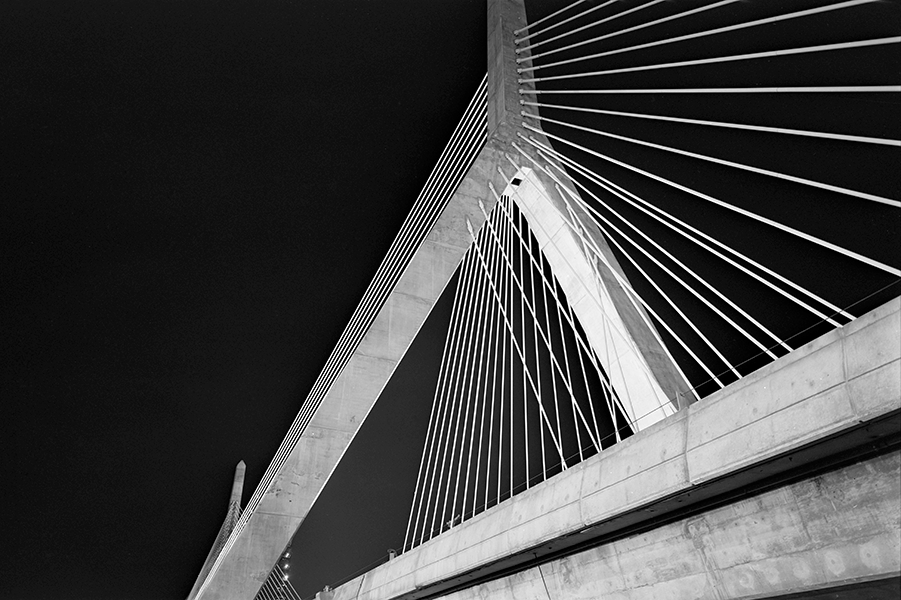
left=189, top=1, right=900, bottom=598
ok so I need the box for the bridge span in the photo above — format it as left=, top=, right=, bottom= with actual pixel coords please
left=190, top=0, right=900, bottom=598
left=322, top=299, right=899, bottom=600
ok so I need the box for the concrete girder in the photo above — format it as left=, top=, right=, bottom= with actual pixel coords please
left=323, top=298, right=901, bottom=600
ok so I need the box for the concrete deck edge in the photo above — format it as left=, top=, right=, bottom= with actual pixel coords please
left=332, top=298, right=900, bottom=600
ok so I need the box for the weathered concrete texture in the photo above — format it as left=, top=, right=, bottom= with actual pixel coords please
left=488, top=451, right=901, bottom=600
left=327, top=299, right=900, bottom=600
left=441, top=567, right=551, bottom=600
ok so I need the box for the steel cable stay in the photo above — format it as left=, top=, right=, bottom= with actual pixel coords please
left=527, top=85, right=901, bottom=95
left=470, top=217, right=570, bottom=477
left=404, top=242, right=471, bottom=549
left=515, top=138, right=793, bottom=358
left=472, top=209, right=506, bottom=515
left=517, top=0, right=669, bottom=54
left=516, top=154, right=782, bottom=367
left=522, top=188, right=549, bottom=482
left=521, top=101, right=900, bottom=147
left=520, top=37, right=901, bottom=84
left=416, top=241, right=480, bottom=547
left=471, top=213, right=569, bottom=476
left=477, top=197, right=602, bottom=453
left=500, top=151, right=725, bottom=391
left=523, top=136, right=855, bottom=325
left=505, top=197, right=515, bottom=499
left=480, top=204, right=507, bottom=513
left=513, top=0, right=589, bottom=37
left=405, top=186, right=683, bottom=550
left=517, top=0, right=735, bottom=60
left=515, top=0, right=619, bottom=45
left=488, top=178, right=643, bottom=433
left=443, top=221, right=498, bottom=534
left=517, top=0, right=878, bottom=73
left=522, top=111, right=899, bottom=208
left=511, top=128, right=898, bottom=393
left=194, top=76, right=489, bottom=599
left=433, top=238, right=487, bottom=539
left=520, top=125, right=900, bottom=278
left=459, top=209, right=503, bottom=524
left=410, top=215, right=558, bottom=544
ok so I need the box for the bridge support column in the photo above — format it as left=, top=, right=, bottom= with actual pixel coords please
left=489, top=0, right=694, bottom=419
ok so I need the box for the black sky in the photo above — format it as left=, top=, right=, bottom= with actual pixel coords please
left=1, top=1, right=484, bottom=598
left=2, top=1, right=899, bottom=599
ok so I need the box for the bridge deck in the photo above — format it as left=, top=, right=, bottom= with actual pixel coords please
left=326, top=298, right=900, bottom=600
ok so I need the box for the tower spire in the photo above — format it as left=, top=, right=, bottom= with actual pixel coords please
left=230, top=460, right=245, bottom=508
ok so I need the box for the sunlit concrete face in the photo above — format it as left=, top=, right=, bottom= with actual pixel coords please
left=503, top=167, right=678, bottom=431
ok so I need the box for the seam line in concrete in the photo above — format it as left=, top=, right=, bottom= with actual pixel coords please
left=687, top=381, right=850, bottom=451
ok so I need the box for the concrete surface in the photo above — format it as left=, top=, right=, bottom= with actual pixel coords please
left=442, top=450, right=901, bottom=600
left=503, top=167, right=677, bottom=431
left=325, top=298, right=900, bottom=600
left=194, top=1, right=898, bottom=596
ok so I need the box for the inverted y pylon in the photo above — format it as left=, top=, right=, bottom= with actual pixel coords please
left=490, top=0, right=693, bottom=419
left=192, top=1, right=689, bottom=597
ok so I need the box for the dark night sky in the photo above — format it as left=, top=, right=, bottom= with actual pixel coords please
left=1, top=1, right=484, bottom=598
left=2, top=1, right=899, bottom=599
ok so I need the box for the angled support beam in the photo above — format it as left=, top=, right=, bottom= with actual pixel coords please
left=492, top=0, right=693, bottom=414
left=194, top=1, right=692, bottom=597
left=189, top=461, right=246, bottom=600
